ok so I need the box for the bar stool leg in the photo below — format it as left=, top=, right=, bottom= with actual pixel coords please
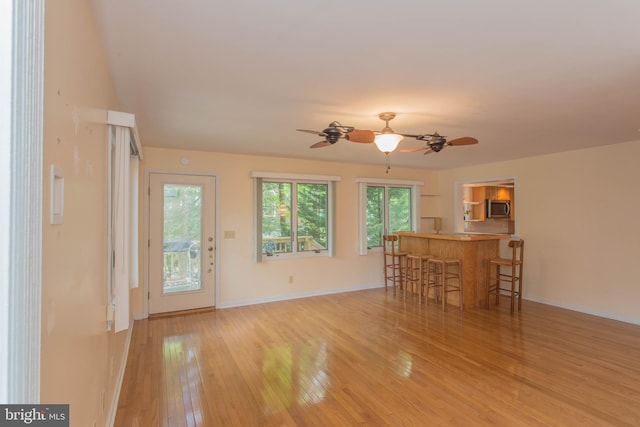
left=442, top=261, right=448, bottom=310
left=400, top=255, right=407, bottom=295
left=518, top=262, right=523, bottom=311
left=418, top=258, right=424, bottom=304
left=441, top=260, right=463, bottom=311
left=427, top=259, right=444, bottom=305
left=404, top=256, right=411, bottom=299
left=510, top=267, right=516, bottom=314
left=392, top=255, right=398, bottom=295
left=457, top=262, right=464, bottom=310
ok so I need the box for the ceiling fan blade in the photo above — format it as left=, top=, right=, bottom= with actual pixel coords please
left=345, top=129, right=375, bottom=143
left=297, top=129, right=326, bottom=137
left=310, top=141, right=332, bottom=149
left=447, top=137, right=478, bottom=146
left=400, top=146, right=427, bottom=153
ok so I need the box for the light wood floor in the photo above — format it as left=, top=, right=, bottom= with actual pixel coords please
left=115, top=289, right=640, bottom=426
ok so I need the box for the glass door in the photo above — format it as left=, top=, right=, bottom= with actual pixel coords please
left=148, top=173, right=216, bottom=314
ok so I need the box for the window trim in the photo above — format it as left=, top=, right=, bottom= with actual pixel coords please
left=355, top=178, right=423, bottom=255
left=251, top=172, right=340, bottom=262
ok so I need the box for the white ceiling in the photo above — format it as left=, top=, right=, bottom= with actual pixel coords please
left=89, top=0, right=640, bottom=170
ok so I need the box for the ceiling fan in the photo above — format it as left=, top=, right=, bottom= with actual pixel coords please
left=297, top=112, right=478, bottom=154
left=296, top=121, right=375, bottom=148
left=399, top=132, right=478, bottom=155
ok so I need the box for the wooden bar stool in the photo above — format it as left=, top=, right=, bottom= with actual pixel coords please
left=383, top=235, right=408, bottom=295
left=404, top=254, right=433, bottom=303
left=487, top=238, right=524, bottom=314
left=427, top=258, right=463, bottom=310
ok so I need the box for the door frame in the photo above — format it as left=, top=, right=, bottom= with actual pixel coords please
left=141, top=168, right=220, bottom=318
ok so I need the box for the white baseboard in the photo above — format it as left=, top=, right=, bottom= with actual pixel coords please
left=525, top=296, right=640, bottom=326
left=106, top=323, right=134, bottom=427
left=216, top=283, right=384, bottom=309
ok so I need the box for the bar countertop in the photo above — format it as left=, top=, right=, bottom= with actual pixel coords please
left=396, top=232, right=507, bottom=241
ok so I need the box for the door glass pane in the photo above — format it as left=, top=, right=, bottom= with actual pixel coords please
left=389, top=187, right=411, bottom=233
left=163, top=184, right=202, bottom=294
left=262, top=182, right=292, bottom=254
left=366, top=186, right=384, bottom=247
left=297, top=183, right=327, bottom=252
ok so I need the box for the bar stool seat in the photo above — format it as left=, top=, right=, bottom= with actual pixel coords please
left=427, top=257, right=463, bottom=310
left=383, top=235, right=408, bottom=295
left=487, top=238, right=524, bottom=314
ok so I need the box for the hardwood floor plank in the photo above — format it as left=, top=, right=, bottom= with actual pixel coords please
left=115, top=289, right=640, bottom=426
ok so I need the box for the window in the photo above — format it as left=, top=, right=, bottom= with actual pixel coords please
left=252, top=172, right=340, bottom=260
left=366, top=185, right=412, bottom=247
left=357, top=178, right=422, bottom=254
left=109, top=126, right=130, bottom=332
left=107, top=113, right=142, bottom=332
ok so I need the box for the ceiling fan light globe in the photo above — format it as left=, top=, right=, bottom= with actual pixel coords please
left=374, top=133, right=403, bottom=153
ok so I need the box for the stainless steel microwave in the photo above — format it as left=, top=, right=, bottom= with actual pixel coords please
left=485, top=199, right=510, bottom=218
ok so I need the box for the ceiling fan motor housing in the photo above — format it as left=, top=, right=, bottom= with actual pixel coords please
left=323, top=126, right=342, bottom=143
left=430, top=138, right=447, bottom=152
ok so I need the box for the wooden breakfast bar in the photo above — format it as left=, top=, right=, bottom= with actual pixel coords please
left=397, top=232, right=506, bottom=308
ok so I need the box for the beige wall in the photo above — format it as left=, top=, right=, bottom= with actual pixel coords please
left=42, top=1, right=127, bottom=425
left=437, top=140, right=640, bottom=324
left=137, top=142, right=640, bottom=325
left=132, top=148, right=439, bottom=313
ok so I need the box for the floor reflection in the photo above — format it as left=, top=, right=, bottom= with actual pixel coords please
left=162, top=334, right=203, bottom=424
left=261, top=339, right=329, bottom=415
left=394, top=349, right=413, bottom=378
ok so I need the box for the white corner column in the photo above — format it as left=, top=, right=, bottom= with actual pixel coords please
left=2, top=0, right=45, bottom=404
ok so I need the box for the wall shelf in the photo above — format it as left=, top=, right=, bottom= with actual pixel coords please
left=420, top=192, right=440, bottom=233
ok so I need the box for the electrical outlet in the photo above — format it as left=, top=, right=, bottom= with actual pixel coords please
left=288, top=275, right=294, bottom=284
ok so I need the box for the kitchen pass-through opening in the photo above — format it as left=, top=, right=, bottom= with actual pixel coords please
left=456, top=177, right=516, bottom=235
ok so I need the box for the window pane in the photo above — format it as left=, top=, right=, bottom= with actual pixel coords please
left=297, top=183, right=327, bottom=252
left=366, top=186, right=384, bottom=247
left=163, top=184, right=202, bottom=294
left=262, top=182, right=292, bottom=254
left=389, top=187, right=411, bottom=233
